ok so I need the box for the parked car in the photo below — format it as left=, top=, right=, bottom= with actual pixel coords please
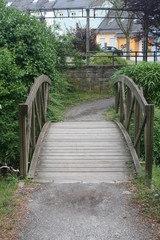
left=102, top=46, right=123, bottom=56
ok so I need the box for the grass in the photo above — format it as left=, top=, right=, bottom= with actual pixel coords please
left=105, top=106, right=119, bottom=121
left=132, top=166, right=160, bottom=222
left=47, top=87, right=114, bottom=122
left=0, top=176, right=18, bottom=221
left=152, top=165, right=160, bottom=189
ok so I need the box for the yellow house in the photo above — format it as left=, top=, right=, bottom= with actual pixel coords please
left=96, top=16, right=153, bottom=54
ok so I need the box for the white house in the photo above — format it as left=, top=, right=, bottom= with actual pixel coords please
left=6, top=0, right=112, bottom=34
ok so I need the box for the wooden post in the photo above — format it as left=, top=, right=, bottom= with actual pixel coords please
left=134, top=100, right=140, bottom=157
left=112, top=52, right=114, bottom=66
left=154, top=51, right=156, bottom=62
left=86, top=8, right=90, bottom=65
left=31, top=100, right=36, bottom=151
left=120, top=83, right=124, bottom=124
left=135, top=51, right=137, bottom=65
left=126, top=88, right=131, bottom=133
left=115, top=83, right=119, bottom=113
left=19, top=104, right=28, bottom=177
left=145, top=104, right=154, bottom=179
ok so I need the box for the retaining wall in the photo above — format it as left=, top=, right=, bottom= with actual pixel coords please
left=67, top=65, right=121, bottom=93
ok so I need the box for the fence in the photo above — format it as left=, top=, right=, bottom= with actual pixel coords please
left=66, top=51, right=160, bottom=66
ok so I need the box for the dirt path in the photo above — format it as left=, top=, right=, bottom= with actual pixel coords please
left=18, top=183, right=158, bottom=240
left=65, top=97, right=114, bottom=121
left=16, top=98, right=160, bottom=240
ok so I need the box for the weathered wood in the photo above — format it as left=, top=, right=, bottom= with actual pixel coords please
left=19, top=75, right=51, bottom=177
left=122, top=81, right=127, bottom=123
left=120, top=83, right=124, bottom=123
left=34, top=121, right=137, bottom=182
left=28, top=122, right=51, bottom=179
left=145, top=105, right=154, bottom=179
left=115, top=121, right=142, bottom=174
left=37, top=168, right=132, bottom=173
left=114, top=75, right=147, bottom=113
left=39, top=155, right=131, bottom=161
left=39, top=161, right=132, bottom=166
left=36, top=172, right=133, bottom=183
left=134, top=99, right=140, bottom=156
left=126, top=95, right=135, bottom=133
left=115, top=83, right=119, bottom=113
left=19, top=104, right=28, bottom=177
left=31, top=100, right=36, bottom=150
left=126, top=87, right=131, bottom=119
left=134, top=115, right=147, bottom=150
left=114, top=75, right=154, bottom=179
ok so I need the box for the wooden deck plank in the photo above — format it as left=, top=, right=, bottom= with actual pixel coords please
left=32, top=121, right=135, bottom=182
left=34, top=172, right=133, bottom=183
left=39, top=160, right=132, bottom=164
left=37, top=168, right=133, bottom=172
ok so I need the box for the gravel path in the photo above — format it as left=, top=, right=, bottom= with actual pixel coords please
left=65, top=97, right=115, bottom=121
left=17, top=98, right=159, bottom=240
left=18, top=183, right=158, bottom=240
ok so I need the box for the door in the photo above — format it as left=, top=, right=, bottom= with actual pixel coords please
left=100, top=38, right=105, bottom=49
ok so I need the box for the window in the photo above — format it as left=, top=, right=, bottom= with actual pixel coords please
left=57, top=11, right=63, bottom=20
left=71, top=11, right=76, bottom=19
left=59, top=13, right=63, bottom=20
left=79, top=10, right=82, bottom=17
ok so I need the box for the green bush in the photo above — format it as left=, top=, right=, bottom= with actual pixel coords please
left=113, top=62, right=160, bottom=105
left=90, top=53, right=127, bottom=66
left=0, top=0, right=74, bottom=167
left=0, top=48, right=27, bottom=166
left=154, top=108, right=160, bottom=166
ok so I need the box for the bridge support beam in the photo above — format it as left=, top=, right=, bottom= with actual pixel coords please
left=145, top=104, right=154, bottom=179
left=19, top=104, right=28, bottom=177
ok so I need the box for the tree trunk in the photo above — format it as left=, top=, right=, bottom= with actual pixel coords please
left=143, top=12, right=149, bottom=62
left=143, top=29, right=148, bottom=61
left=126, top=35, right=130, bottom=60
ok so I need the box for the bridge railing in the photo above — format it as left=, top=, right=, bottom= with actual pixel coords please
left=19, top=75, right=51, bottom=177
left=114, top=75, right=154, bottom=179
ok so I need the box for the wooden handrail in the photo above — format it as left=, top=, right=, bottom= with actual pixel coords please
left=19, top=75, right=51, bottom=177
left=114, top=75, right=154, bottom=179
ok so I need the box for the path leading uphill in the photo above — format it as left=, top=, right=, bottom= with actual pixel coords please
left=17, top=98, right=159, bottom=240
left=65, top=97, right=114, bottom=121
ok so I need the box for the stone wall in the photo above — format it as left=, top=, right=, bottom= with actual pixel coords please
left=67, top=65, right=120, bottom=93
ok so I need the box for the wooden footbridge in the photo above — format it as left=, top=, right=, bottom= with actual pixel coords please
left=19, top=75, right=154, bottom=182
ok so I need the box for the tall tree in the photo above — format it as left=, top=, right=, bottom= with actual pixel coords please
left=95, top=0, right=135, bottom=58
left=124, top=0, right=160, bottom=61
left=108, top=0, right=135, bottom=58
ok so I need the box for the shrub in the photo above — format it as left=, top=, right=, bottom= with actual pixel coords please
left=0, top=48, right=27, bottom=167
left=112, top=62, right=160, bottom=105
left=154, top=108, right=160, bottom=166
left=90, top=53, right=127, bottom=66
left=0, top=0, right=74, bottom=168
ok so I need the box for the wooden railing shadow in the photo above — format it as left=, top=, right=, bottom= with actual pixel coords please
left=19, top=75, right=51, bottom=177
left=114, top=75, right=154, bottom=179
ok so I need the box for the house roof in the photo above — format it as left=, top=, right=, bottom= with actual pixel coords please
left=7, top=0, right=56, bottom=11
left=53, top=0, right=90, bottom=9
left=6, top=0, right=109, bottom=11
left=96, top=11, right=142, bottom=37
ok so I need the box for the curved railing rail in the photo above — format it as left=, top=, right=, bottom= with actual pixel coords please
left=19, top=75, right=51, bottom=177
left=114, top=75, right=154, bottom=179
